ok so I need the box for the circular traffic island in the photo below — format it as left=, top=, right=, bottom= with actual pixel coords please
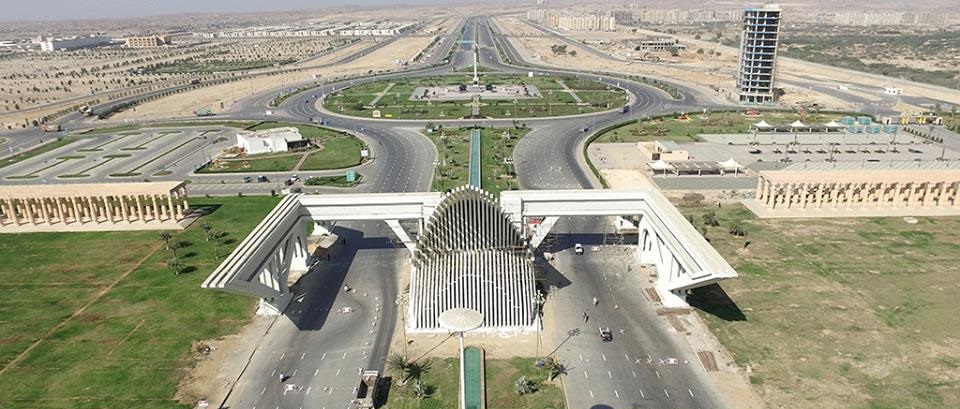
left=323, top=73, right=628, bottom=120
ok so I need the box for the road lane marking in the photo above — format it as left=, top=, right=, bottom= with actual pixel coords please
left=689, top=389, right=694, bottom=397
left=579, top=353, right=583, bottom=362
left=271, top=369, right=276, bottom=376
left=280, top=352, right=285, bottom=360
left=664, top=389, right=670, bottom=398
left=589, top=390, right=594, bottom=399
left=260, top=387, right=266, bottom=395
left=607, top=371, right=612, bottom=379
left=614, top=389, right=620, bottom=398
left=601, top=354, right=607, bottom=361
left=315, top=369, right=319, bottom=376
left=336, top=368, right=341, bottom=376
left=632, top=370, right=637, bottom=378
left=301, top=353, right=306, bottom=360
left=321, top=353, right=326, bottom=360
left=583, top=371, right=588, bottom=379
left=625, top=353, right=630, bottom=361
left=306, top=387, right=311, bottom=395
left=639, top=389, right=645, bottom=399
left=291, top=369, right=297, bottom=376
left=656, top=370, right=661, bottom=379
left=342, top=351, right=348, bottom=359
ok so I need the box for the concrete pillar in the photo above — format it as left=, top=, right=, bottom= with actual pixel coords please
left=878, top=183, right=888, bottom=207
left=103, top=196, right=114, bottom=223
left=167, top=194, right=176, bottom=220
left=922, top=182, right=935, bottom=207
left=179, top=187, right=189, bottom=214
left=9, top=199, right=20, bottom=225
left=148, top=195, right=158, bottom=221
left=829, top=183, right=840, bottom=207
left=815, top=182, right=825, bottom=208
left=69, top=197, right=80, bottom=223
left=894, top=182, right=904, bottom=207
left=799, top=183, right=809, bottom=208
left=936, top=182, right=947, bottom=207
left=845, top=184, right=855, bottom=208
left=173, top=193, right=183, bottom=220
left=907, top=182, right=919, bottom=206
left=86, top=197, right=97, bottom=223
left=120, top=196, right=129, bottom=221
left=134, top=195, right=145, bottom=222
left=40, top=199, right=51, bottom=225
left=756, top=177, right=765, bottom=201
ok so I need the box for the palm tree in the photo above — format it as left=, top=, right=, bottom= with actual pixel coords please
left=514, top=376, right=534, bottom=395
left=386, top=353, right=413, bottom=384
left=729, top=220, right=749, bottom=237
left=702, top=210, right=720, bottom=227
left=543, top=357, right=567, bottom=381
left=411, top=379, right=428, bottom=399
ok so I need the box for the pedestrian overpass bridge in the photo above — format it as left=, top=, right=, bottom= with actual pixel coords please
left=202, top=186, right=737, bottom=332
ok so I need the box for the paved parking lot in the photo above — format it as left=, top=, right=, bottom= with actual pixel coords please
left=0, top=127, right=232, bottom=183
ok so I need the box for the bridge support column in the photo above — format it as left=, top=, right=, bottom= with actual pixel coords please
left=528, top=216, right=558, bottom=249
left=386, top=219, right=417, bottom=255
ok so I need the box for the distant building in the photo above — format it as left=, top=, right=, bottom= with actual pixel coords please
left=526, top=9, right=616, bottom=31
left=125, top=35, right=170, bottom=48
left=39, top=35, right=111, bottom=51
left=236, top=127, right=307, bottom=155
left=736, top=4, right=781, bottom=104
left=633, top=37, right=685, bottom=52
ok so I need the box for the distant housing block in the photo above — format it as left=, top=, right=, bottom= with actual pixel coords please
left=125, top=35, right=170, bottom=48
left=736, top=4, right=781, bottom=104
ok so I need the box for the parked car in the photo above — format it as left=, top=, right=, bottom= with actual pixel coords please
left=257, top=175, right=269, bottom=183
left=599, top=327, right=612, bottom=342
left=574, top=243, right=583, bottom=255
left=243, top=176, right=253, bottom=183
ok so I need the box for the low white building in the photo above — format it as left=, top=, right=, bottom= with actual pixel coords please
left=236, top=127, right=306, bottom=155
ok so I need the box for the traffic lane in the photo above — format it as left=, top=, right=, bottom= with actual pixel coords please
left=227, top=224, right=402, bottom=409
left=546, top=217, right=725, bottom=409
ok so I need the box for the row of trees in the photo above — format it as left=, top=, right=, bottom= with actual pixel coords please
left=160, top=220, right=229, bottom=275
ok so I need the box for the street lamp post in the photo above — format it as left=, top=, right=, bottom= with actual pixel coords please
left=438, top=308, right=483, bottom=409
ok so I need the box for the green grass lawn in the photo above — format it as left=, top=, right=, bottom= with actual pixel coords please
left=385, top=357, right=564, bottom=409
left=0, top=195, right=280, bottom=409
left=425, top=126, right=527, bottom=196
left=299, top=137, right=364, bottom=170
left=680, top=203, right=960, bottom=409
left=592, top=111, right=860, bottom=143
left=303, top=174, right=361, bottom=188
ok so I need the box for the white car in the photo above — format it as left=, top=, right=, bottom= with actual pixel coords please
left=574, top=243, right=583, bottom=255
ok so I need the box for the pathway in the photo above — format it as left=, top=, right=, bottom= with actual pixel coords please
left=365, top=83, right=396, bottom=108
left=555, top=80, right=584, bottom=104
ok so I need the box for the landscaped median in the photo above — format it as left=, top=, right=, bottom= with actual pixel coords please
left=422, top=125, right=529, bottom=196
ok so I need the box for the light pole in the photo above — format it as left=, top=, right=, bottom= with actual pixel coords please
left=438, top=308, right=483, bottom=409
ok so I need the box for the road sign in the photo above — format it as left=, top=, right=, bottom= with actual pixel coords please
left=346, top=170, right=356, bottom=183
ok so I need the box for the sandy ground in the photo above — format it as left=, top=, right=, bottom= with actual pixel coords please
left=497, top=17, right=960, bottom=110
left=176, top=315, right=275, bottom=407
left=112, top=37, right=434, bottom=122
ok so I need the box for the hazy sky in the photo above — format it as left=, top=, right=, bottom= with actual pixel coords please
left=1, top=0, right=452, bottom=22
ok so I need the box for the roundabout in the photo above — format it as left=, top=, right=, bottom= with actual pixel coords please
left=321, top=68, right=629, bottom=120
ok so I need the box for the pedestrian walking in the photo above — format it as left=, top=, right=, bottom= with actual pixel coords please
left=582, top=311, right=589, bottom=323
left=593, top=297, right=599, bottom=307
left=279, top=372, right=286, bottom=382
